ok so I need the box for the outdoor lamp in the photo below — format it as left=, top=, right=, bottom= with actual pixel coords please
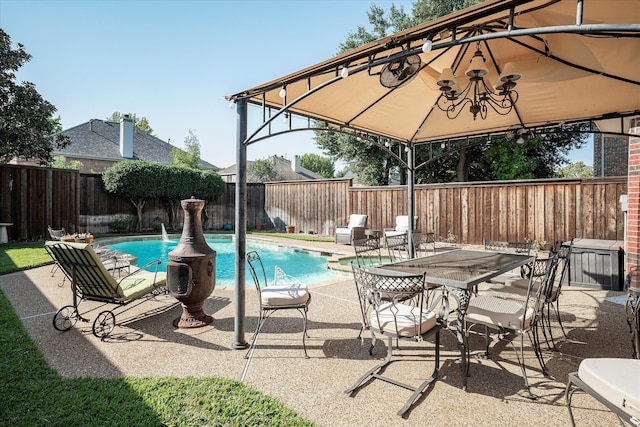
left=341, top=64, right=349, bottom=78
left=436, top=42, right=520, bottom=120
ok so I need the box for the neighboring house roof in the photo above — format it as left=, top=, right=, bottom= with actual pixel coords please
left=218, top=155, right=324, bottom=182
left=55, top=119, right=218, bottom=170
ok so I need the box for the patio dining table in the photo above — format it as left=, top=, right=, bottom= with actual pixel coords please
left=375, top=249, right=535, bottom=390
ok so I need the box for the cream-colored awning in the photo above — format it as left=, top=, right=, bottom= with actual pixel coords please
left=228, top=0, right=640, bottom=144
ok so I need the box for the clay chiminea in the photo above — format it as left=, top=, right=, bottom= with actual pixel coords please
left=166, top=197, right=216, bottom=328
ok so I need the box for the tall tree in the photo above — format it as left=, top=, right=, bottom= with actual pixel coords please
left=170, top=129, right=201, bottom=169
left=300, top=153, right=335, bottom=178
left=0, top=29, right=69, bottom=165
left=106, top=112, right=154, bottom=135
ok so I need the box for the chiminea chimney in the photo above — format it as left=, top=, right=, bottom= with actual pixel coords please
left=119, top=114, right=133, bottom=158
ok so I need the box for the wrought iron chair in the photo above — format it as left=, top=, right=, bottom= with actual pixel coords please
left=483, top=239, right=533, bottom=284
left=45, top=241, right=166, bottom=338
left=353, top=236, right=383, bottom=269
left=565, top=275, right=640, bottom=425
left=47, top=225, right=67, bottom=277
left=245, top=251, right=311, bottom=358
left=386, top=232, right=411, bottom=262
left=542, top=240, right=573, bottom=349
left=413, top=231, right=436, bottom=256
left=345, top=264, right=445, bottom=417
left=464, top=253, right=558, bottom=398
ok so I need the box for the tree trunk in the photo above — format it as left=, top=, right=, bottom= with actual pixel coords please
left=456, top=147, right=468, bottom=182
left=131, top=198, right=146, bottom=231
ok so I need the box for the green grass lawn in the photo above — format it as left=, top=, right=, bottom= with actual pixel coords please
left=0, top=241, right=314, bottom=426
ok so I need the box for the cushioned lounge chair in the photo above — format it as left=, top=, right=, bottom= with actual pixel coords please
left=45, top=241, right=167, bottom=338
left=565, top=358, right=640, bottom=426
left=335, top=214, right=367, bottom=245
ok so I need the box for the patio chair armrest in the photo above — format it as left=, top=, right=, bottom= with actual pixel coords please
left=121, top=260, right=164, bottom=287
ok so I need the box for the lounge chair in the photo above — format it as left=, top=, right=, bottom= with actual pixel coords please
left=45, top=241, right=167, bottom=338
left=335, top=214, right=368, bottom=245
left=565, top=358, right=640, bottom=426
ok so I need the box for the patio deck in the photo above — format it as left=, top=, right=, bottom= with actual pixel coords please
left=0, top=236, right=633, bottom=426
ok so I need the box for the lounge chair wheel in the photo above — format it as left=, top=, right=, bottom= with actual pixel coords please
left=93, top=311, right=116, bottom=338
left=53, top=305, right=78, bottom=331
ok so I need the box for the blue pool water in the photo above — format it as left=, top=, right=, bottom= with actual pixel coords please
left=104, top=236, right=341, bottom=286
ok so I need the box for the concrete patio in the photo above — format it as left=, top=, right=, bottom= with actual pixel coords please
left=0, top=236, right=634, bottom=426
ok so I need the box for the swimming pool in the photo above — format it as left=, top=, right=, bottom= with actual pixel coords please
left=103, top=236, right=343, bottom=286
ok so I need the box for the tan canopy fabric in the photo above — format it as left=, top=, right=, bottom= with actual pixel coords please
left=228, top=0, right=640, bottom=144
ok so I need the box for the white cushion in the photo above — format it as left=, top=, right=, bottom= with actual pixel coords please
left=261, top=285, right=309, bottom=307
left=348, top=214, right=367, bottom=229
left=370, top=302, right=437, bottom=337
left=506, top=277, right=531, bottom=289
left=466, top=295, right=534, bottom=330
left=578, top=358, right=640, bottom=419
left=335, top=227, right=352, bottom=236
left=395, top=215, right=417, bottom=232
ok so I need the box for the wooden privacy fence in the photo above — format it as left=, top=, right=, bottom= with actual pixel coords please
left=348, top=177, right=627, bottom=245
left=0, top=165, right=627, bottom=246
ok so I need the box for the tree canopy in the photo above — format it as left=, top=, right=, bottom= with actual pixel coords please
left=300, top=153, right=334, bottom=178
left=106, top=112, right=154, bottom=135
left=0, top=29, right=69, bottom=165
left=170, top=129, right=201, bottom=169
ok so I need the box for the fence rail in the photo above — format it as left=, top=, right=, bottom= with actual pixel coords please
left=0, top=165, right=627, bottom=246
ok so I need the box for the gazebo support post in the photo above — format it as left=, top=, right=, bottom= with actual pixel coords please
left=232, top=98, right=249, bottom=350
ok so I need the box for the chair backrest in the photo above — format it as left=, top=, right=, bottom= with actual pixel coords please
left=413, top=232, right=436, bottom=257
left=353, top=237, right=383, bottom=268
left=48, top=225, right=66, bottom=240
left=386, top=233, right=410, bottom=262
left=395, top=215, right=418, bottom=232
left=529, top=253, right=561, bottom=318
left=246, top=251, right=268, bottom=291
left=484, top=239, right=532, bottom=255
left=45, top=241, right=121, bottom=300
left=352, top=264, right=427, bottom=337
left=347, top=214, right=368, bottom=229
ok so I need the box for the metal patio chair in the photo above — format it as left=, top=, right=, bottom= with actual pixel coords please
left=245, top=251, right=311, bottom=358
left=464, top=253, right=558, bottom=398
left=353, top=236, right=383, bottom=269
left=345, top=264, right=445, bottom=417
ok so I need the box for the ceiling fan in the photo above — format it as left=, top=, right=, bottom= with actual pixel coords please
left=379, top=54, right=421, bottom=89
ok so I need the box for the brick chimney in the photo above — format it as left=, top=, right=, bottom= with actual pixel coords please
left=119, top=114, right=133, bottom=158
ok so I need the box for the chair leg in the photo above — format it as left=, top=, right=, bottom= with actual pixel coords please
left=245, top=312, right=268, bottom=359
left=554, top=299, right=568, bottom=338
left=565, top=376, right=579, bottom=427
left=345, top=335, right=394, bottom=395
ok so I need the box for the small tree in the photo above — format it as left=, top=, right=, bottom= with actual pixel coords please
left=103, top=161, right=166, bottom=231
left=193, top=170, right=225, bottom=229
left=163, top=166, right=200, bottom=230
left=51, top=155, right=83, bottom=170
left=106, top=112, right=154, bottom=135
left=556, top=161, right=594, bottom=178
left=300, top=153, right=335, bottom=178
left=248, top=158, right=278, bottom=182
left=170, top=129, right=201, bottom=169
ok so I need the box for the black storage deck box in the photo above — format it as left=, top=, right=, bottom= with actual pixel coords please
left=569, top=238, right=625, bottom=291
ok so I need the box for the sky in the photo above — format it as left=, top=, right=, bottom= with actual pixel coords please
left=1, top=0, right=592, bottom=170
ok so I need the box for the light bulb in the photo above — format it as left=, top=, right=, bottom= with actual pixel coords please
left=279, top=87, right=286, bottom=98
left=516, top=136, right=525, bottom=145
left=228, top=100, right=235, bottom=109
left=341, top=65, right=349, bottom=78
left=283, top=114, right=288, bottom=124
left=422, top=39, right=432, bottom=53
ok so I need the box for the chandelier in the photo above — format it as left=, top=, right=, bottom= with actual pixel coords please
left=436, top=43, right=521, bottom=120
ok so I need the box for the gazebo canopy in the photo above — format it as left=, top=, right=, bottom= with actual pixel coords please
left=228, top=0, right=640, bottom=144
left=226, top=0, right=640, bottom=349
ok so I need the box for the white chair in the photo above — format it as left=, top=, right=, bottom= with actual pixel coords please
left=245, top=251, right=311, bottom=358
left=565, top=358, right=640, bottom=426
left=335, top=214, right=368, bottom=245
left=345, top=264, right=445, bottom=416
left=384, top=215, right=418, bottom=241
